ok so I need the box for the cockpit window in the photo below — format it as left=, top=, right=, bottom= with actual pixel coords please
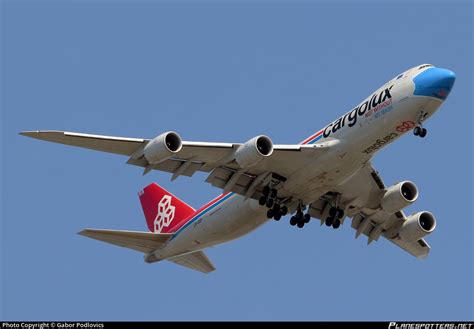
left=396, top=74, right=403, bottom=79
left=419, top=64, right=433, bottom=70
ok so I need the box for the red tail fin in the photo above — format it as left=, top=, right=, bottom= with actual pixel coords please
left=138, top=183, right=195, bottom=233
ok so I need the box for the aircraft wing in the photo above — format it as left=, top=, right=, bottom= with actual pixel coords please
left=307, top=163, right=431, bottom=259
left=21, top=130, right=336, bottom=200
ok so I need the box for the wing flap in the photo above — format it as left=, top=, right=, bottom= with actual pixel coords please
left=78, top=229, right=172, bottom=253
left=205, top=167, right=255, bottom=194
left=168, top=250, right=216, bottom=274
left=389, top=238, right=431, bottom=259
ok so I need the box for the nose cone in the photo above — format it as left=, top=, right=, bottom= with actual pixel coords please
left=413, top=67, right=456, bottom=100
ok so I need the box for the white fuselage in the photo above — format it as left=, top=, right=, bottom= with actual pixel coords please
left=153, top=65, right=445, bottom=261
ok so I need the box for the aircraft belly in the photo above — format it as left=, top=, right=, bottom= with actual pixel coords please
left=201, top=196, right=269, bottom=246
left=280, top=147, right=365, bottom=203
left=156, top=195, right=268, bottom=258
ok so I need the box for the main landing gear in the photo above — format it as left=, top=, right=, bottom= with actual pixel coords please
left=413, top=111, right=428, bottom=138
left=324, top=192, right=344, bottom=229
left=259, top=187, right=311, bottom=228
left=289, top=209, right=311, bottom=229
left=259, top=186, right=288, bottom=221
left=325, top=206, right=344, bottom=229
left=289, top=202, right=311, bottom=229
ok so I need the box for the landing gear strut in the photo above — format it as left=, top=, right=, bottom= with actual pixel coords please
left=413, top=111, right=428, bottom=138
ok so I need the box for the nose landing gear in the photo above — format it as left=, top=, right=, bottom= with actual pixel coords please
left=413, top=111, right=428, bottom=138
left=413, top=126, right=427, bottom=138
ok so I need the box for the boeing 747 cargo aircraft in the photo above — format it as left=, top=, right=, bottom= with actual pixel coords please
left=21, top=64, right=455, bottom=273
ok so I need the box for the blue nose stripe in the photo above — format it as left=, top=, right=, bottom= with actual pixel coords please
left=413, top=67, right=456, bottom=100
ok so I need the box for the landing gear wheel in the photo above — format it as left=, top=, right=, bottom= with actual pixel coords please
left=419, top=128, right=427, bottom=138
left=263, top=186, right=270, bottom=197
left=297, top=221, right=305, bottom=228
left=273, top=204, right=280, bottom=213
left=266, top=198, right=274, bottom=208
left=296, top=211, right=303, bottom=220
left=267, top=209, right=274, bottom=219
left=274, top=213, right=281, bottom=221
left=336, top=209, right=344, bottom=219
left=329, top=207, right=337, bottom=217
left=303, top=213, right=311, bottom=223
left=414, top=126, right=421, bottom=136
left=258, top=196, right=267, bottom=206
left=325, top=216, right=334, bottom=227
left=290, top=216, right=297, bottom=226
left=270, top=189, right=277, bottom=198
left=280, top=206, right=288, bottom=216
left=332, top=219, right=341, bottom=229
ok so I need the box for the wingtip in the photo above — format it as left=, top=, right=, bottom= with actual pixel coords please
left=19, top=130, right=39, bottom=137
left=77, top=229, right=90, bottom=236
left=19, top=130, right=60, bottom=138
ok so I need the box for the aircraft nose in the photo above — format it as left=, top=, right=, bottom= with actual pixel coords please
left=413, top=67, right=456, bottom=100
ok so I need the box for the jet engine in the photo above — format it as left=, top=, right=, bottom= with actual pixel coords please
left=381, top=181, right=418, bottom=213
left=234, top=135, right=273, bottom=168
left=144, top=131, right=182, bottom=164
left=398, top=211, right=436, bottom=243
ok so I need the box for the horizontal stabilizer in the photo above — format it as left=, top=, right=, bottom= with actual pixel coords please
left=78, top=229, right=172, bottom=253
left=168, top=250, right=216, bottom=274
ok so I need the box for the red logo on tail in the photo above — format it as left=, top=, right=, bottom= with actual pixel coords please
left=139, top=183, right=195, bottom=233
left=154, top=195, right=175, bottom=233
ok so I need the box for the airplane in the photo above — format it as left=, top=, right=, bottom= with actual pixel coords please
left=21, top=64, right=456, bottom=273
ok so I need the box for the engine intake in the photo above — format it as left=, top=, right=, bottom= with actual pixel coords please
left=144, top=131, right=182, bottom=164
left=381, top=181, right=418, bottom=213
left=399, top=211, right=436, bottom=243
left=234, top=135, right=273, bottom=168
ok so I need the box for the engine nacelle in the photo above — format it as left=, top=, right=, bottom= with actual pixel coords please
left=398, top=211, right=436, bottom=243
left=144, top=131, right=182, bottom=164
left=381, top=181, right=418, bottom=213
left=234, top=135, right=273, bottom=168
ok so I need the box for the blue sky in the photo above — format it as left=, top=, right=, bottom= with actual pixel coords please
left=1, top=0, right=472, bottom=321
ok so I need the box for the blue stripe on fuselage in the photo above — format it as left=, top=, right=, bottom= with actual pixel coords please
left=306, top=134, right=323, bottom=144
left=170, top=192, right=235, bottom=240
